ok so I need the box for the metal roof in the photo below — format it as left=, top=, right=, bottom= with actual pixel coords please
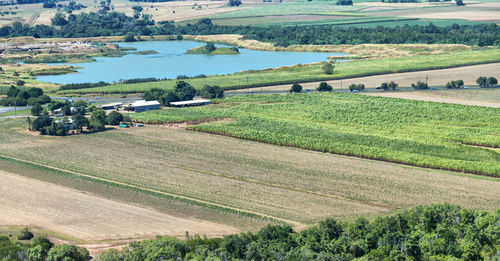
left=131, top=100, right=161, bottom=107
left=99, top=102, right=123, bottom=108
left=170, top=99, right=211, bottom=106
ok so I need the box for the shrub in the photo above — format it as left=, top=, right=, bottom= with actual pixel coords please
left=31, top=103, right=43, bottom=116
left=200, top=85, right=224, bottom=99
left=17, top=227, right=34, bottom=240
left=349, top=84, right=365, bottom=92
left=290, top=83, right=303, bottom=93
left=317, top=82, right=333, bottom=92
left=107, top=111, right=123, bottom=125
left=411, top=81, right=428, bottom=90
left=322, top=62, right=334, bottom=75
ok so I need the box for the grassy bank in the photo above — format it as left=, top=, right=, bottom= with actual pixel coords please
left=58, top=48, right=500, bottom=94
left=131, top=93, right=500, bottom=177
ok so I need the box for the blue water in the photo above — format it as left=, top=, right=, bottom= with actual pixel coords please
left=37, top=40, right=348, bottom=84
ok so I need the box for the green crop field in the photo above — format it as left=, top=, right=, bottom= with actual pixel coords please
left=209, top=16, right=417, bottom=27
left=57, top=48, right=500, bottom=94
left=1, top=116, right=499, bottom=227
left=131, top=93, right=500, bottom=177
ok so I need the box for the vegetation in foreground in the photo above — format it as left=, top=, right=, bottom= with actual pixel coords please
left=131, top=93, right=500, bottom=176
left=58, top=48, right=500, bottom=94
left=1, top=205, right=499, bottom=260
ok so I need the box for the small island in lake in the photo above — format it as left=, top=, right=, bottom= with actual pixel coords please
left=186, top=43, right=240, bottom=55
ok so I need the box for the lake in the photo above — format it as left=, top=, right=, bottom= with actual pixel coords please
left=37, top=40, right=348, bottom=84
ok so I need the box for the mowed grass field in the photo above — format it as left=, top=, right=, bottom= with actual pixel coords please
left=57, top=48, right=500, bottom=94
left=0, top=117, right=499, bottom=227
left=132, top=93, right=500, bottom=176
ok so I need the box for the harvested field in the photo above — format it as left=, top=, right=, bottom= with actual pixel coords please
left=0, top=169, right=239, bottom=241
left=401, top=11, right=500, bottom=21
left=1, top=118, right=499, bottom=227
left=364, top=88, right=500, bottom=108
left=235, top=63, right=500, bottom=92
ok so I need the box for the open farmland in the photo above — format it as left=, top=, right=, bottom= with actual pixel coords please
left=0, top=117, right=500, bottom=228
left=57, top=48, right=500, bottom=94
left=235, top=63, right=500, bottom=94
left=0, top=169, right=239, bottom=242
left=364, top=88, right=500, bottom=108
left=132, top=93, right=500, bottom=176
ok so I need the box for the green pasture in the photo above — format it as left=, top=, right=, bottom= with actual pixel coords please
left=131, top=93, right=500, bottom=177
left=58, top=48, right=500, bottom=94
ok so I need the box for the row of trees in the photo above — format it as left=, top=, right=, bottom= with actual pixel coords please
left=476, top=76, right=498, bottom=88
left=90, top=204, right=497, bottom=260
left=143, top=81, right=223, bottom=106
left=0, top=12, right=498, bottom=46
left=0, top=86, right=50, bottom=106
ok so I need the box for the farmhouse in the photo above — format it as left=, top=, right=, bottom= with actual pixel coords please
left=130, top=100, right=161, bottom=112
left=170, top=99, right=211, bottom=107
left=99, top=102, right=122, bottom=110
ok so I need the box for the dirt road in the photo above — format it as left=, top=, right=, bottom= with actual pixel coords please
left=0, top=170, right=239, bottom=242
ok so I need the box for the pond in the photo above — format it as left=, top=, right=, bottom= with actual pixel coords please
left=37, top=40, right=348, bottom=84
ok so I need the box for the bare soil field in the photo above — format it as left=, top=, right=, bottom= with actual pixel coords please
left=235, top=63, right=500, bottom=93
left=1, top=118, right=499, bottom=227
left=0, top=169, right=239, bottom=241
left=364, top=88, right=500, bottom=108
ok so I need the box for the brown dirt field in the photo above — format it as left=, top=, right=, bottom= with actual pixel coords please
left=0, top=169, right=239, bottom=242
left=363, top=89, right=500, bottom=108
left=235, top=63, right=500, bottom=93
left=1, top=120, right=500, bottom=226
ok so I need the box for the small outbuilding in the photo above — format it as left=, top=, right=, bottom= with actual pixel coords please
left=130, top=100, right=161, bottom=112
left=170, top=99, right=211, bottom=107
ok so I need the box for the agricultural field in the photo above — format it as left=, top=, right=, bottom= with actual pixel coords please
left=364, top=88, right=500, bottom=108
left=131, top=93, right=500, bottom=176
left=57, top=48, right=500, bottom=94
left=0, top=169, right=239, bottom=242
left=235, top=63, right=500, bottom=93
left=0, top=117, right=500, bottom=232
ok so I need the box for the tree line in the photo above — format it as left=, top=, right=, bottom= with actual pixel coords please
left=3, top=204, right=497, bottom=260
left=143, top=80, right=223, bottom=106
left=0, top=12, right=498, bottom=46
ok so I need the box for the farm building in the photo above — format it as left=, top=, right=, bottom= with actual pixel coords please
left=170, top=99, right=211, bottom=107
left=130, top=100, right=161, bottom=112
left=99, top=102, right=122, bottom=110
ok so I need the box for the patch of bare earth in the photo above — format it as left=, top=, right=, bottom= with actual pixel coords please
left=0, top=169, right=239, bottom=241
left=363, top=89, right=500, bottom=108
left=235, top=63, right=500, bottom=93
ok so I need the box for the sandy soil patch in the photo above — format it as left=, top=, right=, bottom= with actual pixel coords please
left=0, top=170, right=239, bottom=241
left=363, top=89, right=500, bottom=108
left=235, top=63, right=500, bottom=93
left=400, top=11, right=500, bottom=21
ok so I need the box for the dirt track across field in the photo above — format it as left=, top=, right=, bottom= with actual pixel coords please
left=0, top=170, right=239, bottom=241
left=235, top=63, right=500, bottom=94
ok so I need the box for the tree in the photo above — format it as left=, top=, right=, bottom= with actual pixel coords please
left=28, top=87, right=43, bottom=97
left=107, top=111, right=123, bottom=125
left=31, top=103, right=43, bottom=116
left=174, top=81, right=197, bottom=100
left=317, top=82, right=332, bottom=92
left=476, top=76, right=488, bottom=88
left=32, top=115, right=52, bottom=132
left=380, top=82, right=389, bottom=91
left=456, top=0, right=464, bottom=6
left=51, top=12, right=68, bottom=26
left=17, top=227, right=34, bottom=240
left=228, top=0, right=241, bottom=6
left=62, top=104, right=72, bottom=116
left=73, top=113, right=89, bottom=132
left=162, top=91, right=180, bottom=106
left=388, top=81, right=398, bottom=90
left=89, top=109, right=107, bottom=131
left=47, top=244, right=90, bottom=261
left=16, top=80, right=25, bottom=86
left=205, top=42, right=216, bottom=52
left=322, top=62, right=334, bottom=75
left=144, top=88, right=166, bottom=101
left=290, top=83, right=302, bottom=93
left=7, top=86, right=20, bottom=97
left=200, top=85, right=224, bottom=99
left=487, top=77, right=497, bottom=86
left=349, top=84, right=365, bottom=92
left=455, top=79, right=464, bottom=88
left=123, top=32, right=136, bottom=42
left=411, top=81, right=428, bottom=90
left=132, top=5, right=143, bottom=18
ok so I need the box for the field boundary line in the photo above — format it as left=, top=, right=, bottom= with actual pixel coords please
left=0, top=154, right=304, bottom=227
left=163, top=161, right=397, bottom=210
